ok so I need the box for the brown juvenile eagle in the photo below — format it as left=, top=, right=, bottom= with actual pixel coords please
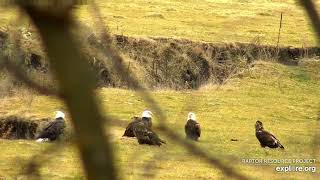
left=123, top=110, right=152, bottom=137
left=255, top=120, right=284, bottom=149
left=185, top=112, right=201, bottom=141
left=36, top=111, right=66, bottom=142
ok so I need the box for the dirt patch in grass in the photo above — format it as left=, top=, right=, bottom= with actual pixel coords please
left=0, top=116, right=49, bottom=139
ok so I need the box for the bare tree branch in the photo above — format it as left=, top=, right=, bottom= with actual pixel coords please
left=88, top=2, right=169, bottom=124
left=159, top=126, right=248, bottom=180
left=6, top=0, right=319, bottom=179
left=22, top=140, right=69, bottom=179
left=297, top=1, right=320, bottom=178
left=0, top=56, right=64, bottom=98
left=298, top=0, right=320, bottom=44
left=89, top=2, right=248, bottom=179
left=16, top=3, right=118, bottom=180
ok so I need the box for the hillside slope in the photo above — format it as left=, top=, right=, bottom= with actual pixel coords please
left=74, top=0, right=320, bottom=46
left=0, top=0, right=318, bottom=46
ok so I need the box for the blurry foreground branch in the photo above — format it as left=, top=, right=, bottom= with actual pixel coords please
left=298, top=0, right=320, bottom=44
left=298, top=1, right=320, bottom=178
left=16, top=3, right=117, bottom=180
left=90, top=2, right=248, bottom=179
left=6, top=0, right=319, bottom=179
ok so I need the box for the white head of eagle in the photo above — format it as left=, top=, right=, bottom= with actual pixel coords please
left=55, top=111, right=65, bottom=119
left=187, top=112, right=196, bottom=121
left=142, top=110, right=152, bottom=118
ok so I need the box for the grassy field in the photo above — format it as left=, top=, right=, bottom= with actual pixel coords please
left=0, top=0, right=319, bottom=47
left=0, top=60, right=319, bottom=179
left=0, top=0, right=319, bottom=179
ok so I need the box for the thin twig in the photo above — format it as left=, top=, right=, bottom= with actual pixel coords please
left=159, top=125, right=248, bottom=180
left=89, top=2, right=249, bottom=179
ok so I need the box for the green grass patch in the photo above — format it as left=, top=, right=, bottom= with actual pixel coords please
left=0, top=0, right=319, bottom=46
left=0, top=61, right=319, bottom=179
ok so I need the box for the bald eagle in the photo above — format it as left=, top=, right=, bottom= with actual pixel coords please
left=123, top=110, right=152, bottom=137
left=255, top=120, right=284, bottom=149
left=36, top=111, right=66, bottom=142
left=185, top=112, right=201, bottom=141
left=133, top=121, right=166, bottom=146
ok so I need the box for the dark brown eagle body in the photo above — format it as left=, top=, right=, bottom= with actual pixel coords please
left=123, top=116, right=152, bottom=137
left=255, top=121, right=284, bottom=149
left=133, top=121, right=165, bottom=146
left=123, top=116, right=141, bottom=137
left=185, top=119, right=201, bottom=141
